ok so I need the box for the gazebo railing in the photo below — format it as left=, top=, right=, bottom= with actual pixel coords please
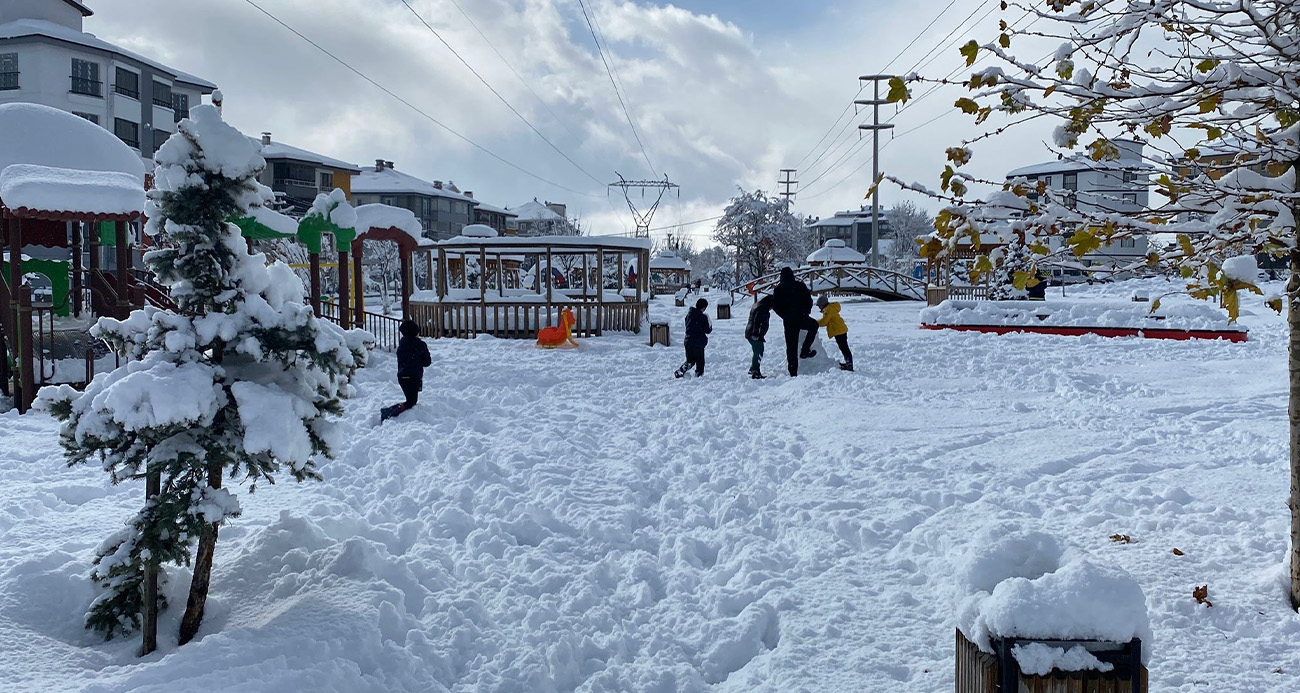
left=412, top=299, right=644, bottom=340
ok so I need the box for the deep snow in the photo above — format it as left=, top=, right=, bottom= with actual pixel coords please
left=3, top=278, right=1300, bottom=691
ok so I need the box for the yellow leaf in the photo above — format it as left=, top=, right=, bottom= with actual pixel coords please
left=955, top=97, right=979, bottom=115
left=1066, top=229, right=1103, bottom=257
left=1195, top=58, right=1219, bottom=73
left=1223, top=289, right=1240, bottom=321
left=1177, top=234, right=1195, bottom=257
left=998, top=33, right=1011, bottom=49
left=1267, top=297, right=1283, bottom=313
left=960, top=40, right=979, bottom=66
left=1198, top=93, right=1221, bottom=113
left=1151, top=298, right=1161, bottom=312
left=1043, top=84, right=1057, bottom=97
left=974, top=255, right=993, bottom=273
left=887, top=76, right=910, bottom=104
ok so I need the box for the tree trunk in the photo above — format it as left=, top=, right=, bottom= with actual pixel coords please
left=139, top=469, right=161, bottom=656
left=178, top=461, right=222, bottom=645
left=1292, top=223, right=1300, bottom=610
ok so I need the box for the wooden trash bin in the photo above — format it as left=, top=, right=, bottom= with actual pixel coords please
left=926, top=285, right=950, bottom=306
left=649, top=322, right=670, bottom=347
left=717, top=303, right=731, bottom=320
left=955, top=629, right=1148, bottom=693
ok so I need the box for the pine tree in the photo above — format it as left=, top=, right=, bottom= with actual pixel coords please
left=38, top=104, right=371, bottom=652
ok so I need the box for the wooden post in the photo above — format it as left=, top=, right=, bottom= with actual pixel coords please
left=425, top=249, right=434, bottom=292
left=399, top=248, right=411, bottom=320
left=139, top=468, right=161, bottom=655
left=70, top=221, right=82, bottom=318
left=545, top=245, right=553, bottom=325
left=17, top=283, right=34, bottom=413
left=7, top=216, right=20, bottom=320
left=437, top=248, right=447, bottom=299
left=352, top=241, right=364, bottom=327
left=496, top=252, right=504, bottom=299
left=338, top=246, right=351, bottom=328
left=87, top=221, right=99, bottom=315
left=479, top=245, right=487, bottom=334
left=309, top=252, right=321, bottom=316
left=114, top=221, right=130, bottom=318
left=596, top=250, right=604, bottom=336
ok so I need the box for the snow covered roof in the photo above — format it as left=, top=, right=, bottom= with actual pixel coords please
left=0, top=164, right=144, bottom=217
left=471, top=201, right=517, bottom=217
left=1006, top=155, right=1155, bottom=178
left=807, top=239, right=866, bottom=264
left=649, top=249, right=691, bottom=271
left=354, top=203, right=423, bottom=243
left=509, top=200, right=565, bottom=222
left=809, top=216, right=855, bottom=228
left=439, top=235, right=651, bottom=253
left=254, top=137, right=360, bottom=173
left=351, top=166, right=474, bottom=201
left=0, top=102, right=145, bottom=179
left=0, top=19, right=216, bottom=90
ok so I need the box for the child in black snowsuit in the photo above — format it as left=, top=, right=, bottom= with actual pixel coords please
left=675, top=298, right=712, bottom=378
left=744, top=295, right=773, bottom=379
left=384, top=320, right=431, bottom=420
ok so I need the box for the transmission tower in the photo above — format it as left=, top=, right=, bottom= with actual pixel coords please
left=778, top=169, right=798, bottom=209
left=856, top=74, right=895, bottom=267
left=609, top=173, right=679, bottom=238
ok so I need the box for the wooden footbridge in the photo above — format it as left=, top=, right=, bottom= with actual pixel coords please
left=734, top=264, right=927, bottom=302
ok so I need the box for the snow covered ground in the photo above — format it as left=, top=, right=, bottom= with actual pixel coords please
left=3, top=277, right=1300, bottom=691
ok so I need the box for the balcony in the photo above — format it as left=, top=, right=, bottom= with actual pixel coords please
left=153, top=97, right=173, bottom=108
left=117, top=136, right=139, bottom=149
left=114, top=84, right=139, bottom=99
left=69, top=76, right=102, bottom=97
left=0, top=71, right=17, bottom=90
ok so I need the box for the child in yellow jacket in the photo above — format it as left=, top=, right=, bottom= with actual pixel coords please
left=816, top=295, right=853, bottom=371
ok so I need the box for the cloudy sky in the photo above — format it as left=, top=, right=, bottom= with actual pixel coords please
left=91, top=0, right=1061, bottom=246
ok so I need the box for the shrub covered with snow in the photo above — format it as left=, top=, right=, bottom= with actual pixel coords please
left=921, top=299, right=1241, bottom=332
left=36, top=104, right=371, bottom=644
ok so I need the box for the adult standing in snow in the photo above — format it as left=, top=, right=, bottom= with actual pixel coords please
left=744, top=294, right=774, bottom=379
left=384, top=320, right=431, bottom=420
left=675, top=297, right=712, bottom=378
left=770, top=267, right=818, bottom=376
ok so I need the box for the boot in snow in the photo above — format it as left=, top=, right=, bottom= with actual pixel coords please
left=750, top=370, right=765, bottom=380
left=839, top=362, right=854, bottom=371
left=800, top=349, right=817, bottom=359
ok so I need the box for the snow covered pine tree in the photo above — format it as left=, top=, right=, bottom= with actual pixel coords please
left=37, top=104, right=372, bottom=654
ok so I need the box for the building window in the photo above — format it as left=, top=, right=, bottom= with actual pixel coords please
left=153, top=128, right=171, bottom=151
left=114, top=118, right=139, bottom=148
left=114, top=67, right=139, bottom=99
left=172, top=92, right=189, bottom=122
left=152, top=80, right=172, bottom=108
left=70, top=59, right=101, bottom=96
left=272, top=162, right=315, bottom=188
left=1122, top=192, right=1138, bottom=205
left=1120, top=237, right=1137, bottom=248
left=1122, top=169, right=1135, bottom=184
left=73, top=111, right=99, bottom=124
left=1063, top=172, right=1078, bottom=191
left=0, top=53, right=17, bottom=90
left=318, top=171, right=334, bottom=191
left=1064, top=192, right=1078, bottom=209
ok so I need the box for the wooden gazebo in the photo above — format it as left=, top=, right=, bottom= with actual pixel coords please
left=412, top=234, right=651, bottom=338
left=649, top=248, right=691, bottom=294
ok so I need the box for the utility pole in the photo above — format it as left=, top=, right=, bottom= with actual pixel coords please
left=777, top=169, right=798, bottom=211
left=608, top=173, right=679, bottom=239
left=857, top=75, right=895, bottom=267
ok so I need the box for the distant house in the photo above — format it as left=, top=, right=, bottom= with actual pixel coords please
left=509, top=199, right=575, bottom=236
left=0, top=0, right=216, bottom=164
left=253, top=132, right=360, bottom=216
left=1004, top=139, right=1153, bottom=271
left=468, top=197, right=517, bottom=236
left=808, top=207, right=892, bottom=256
left=352, top=160, right=498, bottom=241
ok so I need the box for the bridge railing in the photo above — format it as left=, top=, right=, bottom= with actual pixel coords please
left=731, top=263, right=927, bottom=302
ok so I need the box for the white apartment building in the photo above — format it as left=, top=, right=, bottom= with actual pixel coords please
left=0, top=0, right=216, bottom=167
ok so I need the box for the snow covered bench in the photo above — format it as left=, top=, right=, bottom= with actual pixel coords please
left=921, top=299, right=1247, bottom=342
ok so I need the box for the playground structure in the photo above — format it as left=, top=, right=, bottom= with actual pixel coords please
left=535, top=308, right=578, bottom=349
left=736, top=263, right=927, bottom=303
left=411, top=233, right=652, bottom=339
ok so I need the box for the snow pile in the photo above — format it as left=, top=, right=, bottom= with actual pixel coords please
left=921, top=299, right=1242, bottom=332
left=1012, top=642, right=1113, bottom=676
left=306, top=188, right=357, bottom=231
left=248, top=204, right=299, bottom=237
left=354, top=203, right=424, bottom=242
left=956, top=529, right=1152, bottom=665
left=1221, top=255, right=1260, bottom=284
left=460, top=223, right=498, bottom=238
left=0, top=164, right=144, bottom=216
left=0, top=102, right=144, bottom=179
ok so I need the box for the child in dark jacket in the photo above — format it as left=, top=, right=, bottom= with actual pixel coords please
left=744, top=295, right=773, bottom=379
left=384, top=320, right=431, bottom=420
left=674, top=298, right=712, bottom=378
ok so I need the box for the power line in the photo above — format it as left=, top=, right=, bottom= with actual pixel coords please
left=576, top=0, right=658, bottom=177
left=397, top=0, right=604, bottom=186
left=442, top=0, right=585, bottom=143
left=240, top=0, right=601, bottom=198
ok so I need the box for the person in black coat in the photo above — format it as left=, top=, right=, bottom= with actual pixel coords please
left=674, top=298, right=712, bottom=378
left=744, top=294, right=773, bottom=379
left=386, top=319, right=431, bottom=419
left=769, top=266, right=818, bottom=376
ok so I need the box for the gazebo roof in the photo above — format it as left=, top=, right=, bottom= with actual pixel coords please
left=807, top=238, right=866, bottom=264
left=649, top=249, right=691, bottom=271
left=0, top=164, right=143, bottom=219
left=438, top=234, right=651, bottom=253
left=355, top=203, right=423, bottom=242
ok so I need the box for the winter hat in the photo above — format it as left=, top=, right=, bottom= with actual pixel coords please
left=816, top=294, right=829, bottom=309
left=400, top=319, right=420, bottom=337
left=695, top=298, right=708, bottom=310
left=780, top=266, right=796, bottom=282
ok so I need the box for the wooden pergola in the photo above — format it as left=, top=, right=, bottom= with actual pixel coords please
left=413, top=234, right=652, bottom=339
